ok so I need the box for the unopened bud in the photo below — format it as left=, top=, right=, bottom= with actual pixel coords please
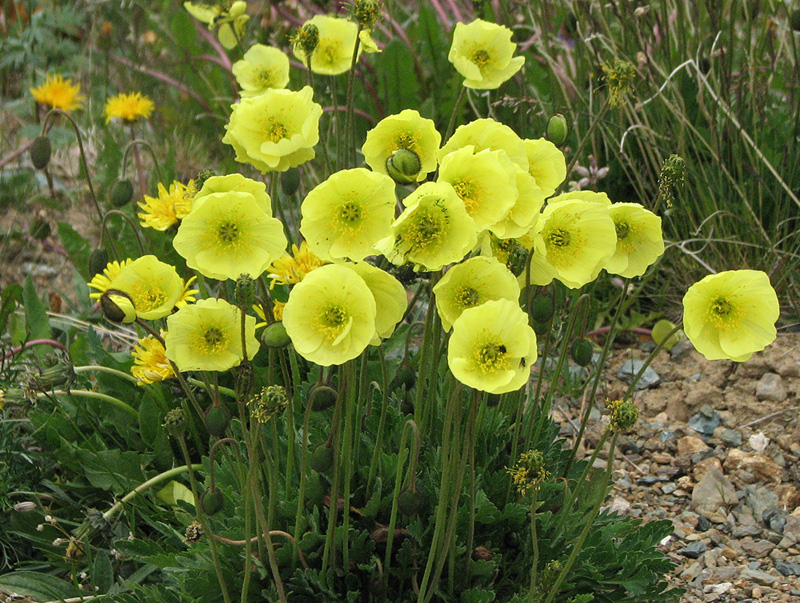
left=30, top=135, right=52, bottom=170
left=308, top=384, right=338, bottom=411
left=529, top=294, right=554, bottom=324
left=545, top=113, right=569, bottom=147
left=294, top=23, right=319, bottom=57
left=204, top=403, right=231, bottom=437
left=397, top=486, right=424, bottom=515
left=353, top=0, right=381, bottom=29
left=309, top=443, right=334, bottom=473
left=234, top=273, right=255, bottom=308
left=14, top=502, right=37, bottom=513
left=100, top=289, right=136, bottom=324
left=281, top=167, right=301, bottom=196
left=606, top=399, right=639, bottom=432
left=88, top=248, right=109, bottom=278
left=506, top=244, right=529, bottom=277
left=570, top=339, right=593, bottom=367
left=109, top=179, right=133, bottom=207
left=163, top=407, right=187, bottom=438
left=200, top=488, right=224, bottom=516
left=261, top=321, right=291, bottom=348
left=30, top=215, right=51, bottom=240
left=385, top=149, right=421, bottom=184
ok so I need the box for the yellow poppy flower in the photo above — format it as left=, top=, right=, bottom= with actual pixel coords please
left=282, top=264, right=377, bottom=366
left=448, top=19, right=525, bottom=90
left=30, top=74, right=84, bottom=112
left=166, top=298, right=260, bottom=372
left=222, top=86, right=323, bottom=173
left=524, top=138, right=567, bottom=197
left=173, top=190, right=287, bottom=281
left=605, top=203, right=664, bottom=278
left=448, top=299, right=537, bottom=394
left=138, top=181, right=191, bottom=231
left=437, top=145, right=518, bottom=232
left=106, top=256, right=185, bottom=320
left=292, top=15, right=359, bottom=76
left=362, top=109, right=441, bottom=182
left=480, top=232, right=557, bottom=287
left=232, top=44, right=290, bottom=97
left=489, top=168, right=545, bottom=239
left=193, top=173, right=272, bottom=214
left=343, top=262, right=407, bottom=342
left=374, top=182, right=477, bottom=272
left=433, top=256, right=520, bottom=331
left=104, top=92, right=154, bottom=124
left=682, top=270, right=779, bottom=362
left=533, top=195, right=616, bottom=288
left=131, top=333, right=175, bottom=385
left=437, top=118, right=528, bottom=170
left=87, top=259, right=134, bottom=299
left=300, top=168, right=396, bottom=262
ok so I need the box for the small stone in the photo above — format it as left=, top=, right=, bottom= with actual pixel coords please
left=745, top=485, right=780, bottom=523
left=670, top=337, right=694, bottom=359
left=740, top=538, right=776, bottom=558
left=692, top=467, right=738, bottom=523
left=680, top=561, right=704, bottom=580
left=697, top=515, right=711, bottom=532
left=689, top=409, right=721, bottom=436
left=748, top=432, right=771, bottom=454
left=784, top=515, right=800, bottom=538
left=720, top=546, right=738, bottom=560
left=755, top=373, right=787, bottom=402
left=606, top=497, right=631, bottom=515
left=617, top=359, right=661, bottom=389
left=714, top=426, right=743, bottom=448
left=679, top=435, right=710, bottom=456
left=775, top=560, right=800, bottom=576
left=704, top=582, right=733, bottom=595
left=723, top=449, right=783, bottom=484
left=770, top=514, right=787, bottom=534
left=732, top=525, right=762, bottom=538
left=741, top=568, right=779, bottom=585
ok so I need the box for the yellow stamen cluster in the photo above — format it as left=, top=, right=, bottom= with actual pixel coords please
left=507, top=450, right=550, bottom=496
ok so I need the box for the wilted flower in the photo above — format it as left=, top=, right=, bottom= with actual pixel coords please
left=184, top=1, right=249, bottom=49
left=232, top=44, right=290, bottom=96
left=104, top=92, right=154, bottom=124
left=282, top=264, right=377, bottom=366
left=223, top=86, right=323, bottom=173
left=300, top=168, right=396, bottom=262
left=433, top=256, right=520, bottom=331
left=30, top=74, right=84, bottom=112
left=682, top=270, right=779, bottom=362
left=448, top=298, right=537, bottom=394
left=292, top=15, right=359, bottom=76
left=166, top=298, right=259, bottom=372
left=448, top=19, right=525, bottom=89
left=362, top=109, right=441, bottom=183
left=374, top=182, right=477, bottom=271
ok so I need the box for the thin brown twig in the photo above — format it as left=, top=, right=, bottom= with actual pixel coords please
left=740, top=405, right=800, bottom=429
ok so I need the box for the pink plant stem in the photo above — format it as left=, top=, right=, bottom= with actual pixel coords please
left=444, top=0, right=464, bottom=23
left=585, top=326, right=653, bottom=340
left=428, top=0, right=452, bottom=28
left=0, top=139, right=34, bottom=169
left=3, top=339, right=68, bottom=361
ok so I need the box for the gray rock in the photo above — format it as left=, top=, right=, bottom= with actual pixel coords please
left=689, top=409, right=721, bottom=436
left=697, top=515, right=711, bottom=532
left=769, top=514, right=786, bottom=534
left=669, top=337, right=694, bottom=360
left=714, top=427, right=742, bottom=448
left=617, top=359, right=661, bottom=389
left=740, top=568, right=779, bottom=585
left=744, top=485, right=780, bottom=523
left=755, top=372, right=787, bottom=402
left=692, top=467, right=737, bottom=523
left=732, top=525, right=762, bottom=538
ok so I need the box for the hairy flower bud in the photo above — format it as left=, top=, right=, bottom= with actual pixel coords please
left=571, top=339, right=593, bottom=367
left=261, top=321, right=291, bottom=348
left=308, top=384, right=338, bottom=411
left=30, top=135, right=52, bottom=170
left=204, top=403, right=231, bottom=437
left=234, top=273, right=255, bottom=308
left=200, top=488, right=224, bottom=516
left=163, top=407, right=187, bottom=438
left=88, top=248, right=109, bottom=278
left=545, top=113, right=569, bottom=147
left=385, top=149, right=422, bottom=185
left=281, top=167, right=301, bottom=196
left=109, top=178, right=134, bottom=207
left=100, top=289, right=136, bottom=323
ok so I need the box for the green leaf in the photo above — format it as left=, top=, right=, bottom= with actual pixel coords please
left=57, top=221, right=91, bottom=281
left=139, top=398, right=162, bottom=446
left=92, top=550, right=114, bottom=593
left=461, top=587, right=496, bottom=603
left=0, top=571, right=82, bottom=601
left=0, top=283, right=22, bottom=334
left=76, top=449, right=146, bottom=493
left=651, top=319, right=683, bottom=351
left=171, top=10, right=198, bottom=49
left=474, top=489, right=500, bottom=524
left=376, top=39, right=420, bottom=115
left=23, top=274, right=50, bottom=341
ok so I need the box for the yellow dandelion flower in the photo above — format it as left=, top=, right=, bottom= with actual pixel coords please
left=682, top=270, right=779, bottom=362
left=138, top=181, right=191, bottom=231
left=30, top=74, right=84, bottom=112
left=87, top=259, right=134, bottom=300
left=267, top=242, right=327, bottom=288
left=176, top=276, right=199, bottom=309
left=104, top=92, right=154, bottom=124
left=131, top=333, right=175, bottom=385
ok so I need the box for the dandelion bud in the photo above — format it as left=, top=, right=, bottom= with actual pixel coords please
left=162, top=407, right=187, bottom=438
left=88, top=248, right=109, bottom=278
left=606, top=399, right=639, bottom=432
left=570, top=339, right=593, bottom=367
left=204, top=403, right=231, bottom=437
left=545, top=113, right=569, bottom=147
left=30, top=135, right=52, bottom=170
left=234, top=273, right=255, bottom=308
left=249, top=385, right=289, bottom=423
left=29, top=215, right=51, bottom=240
left=385, top=149, right=422, bottom=185
left=397, top=486, right=425, bottom=515
left=309, top=443, right=334, bottom=473
left=308, top=384, right=338, bottom=411
left=353, top=0, right=381, bottom=29
left=294, top=23, right=319, bottom=57
left=261, top=321, right=291, bottom=349
left=200, top=488, right=224, bottom=516
left=109, top=178, right=134, bottom=207
left=281, top=167, right=301, bottom=196
left=194, top=169, right=215, bottom=192
left=100, top=289, right=136, bottom=324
